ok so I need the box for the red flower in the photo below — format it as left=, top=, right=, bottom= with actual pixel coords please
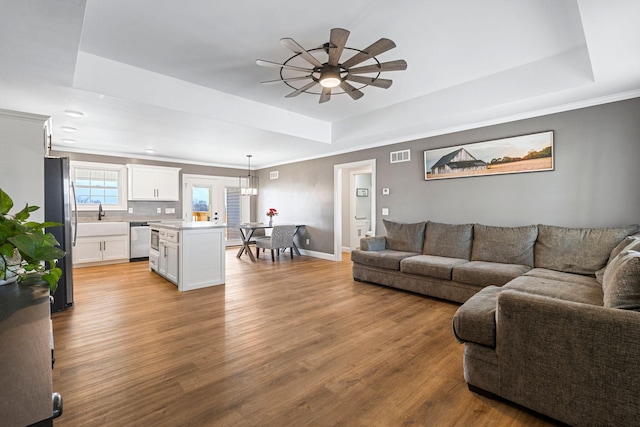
left=266, top=208, right=278, bottom=217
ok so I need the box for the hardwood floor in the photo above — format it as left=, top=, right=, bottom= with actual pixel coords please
left=52, top=250, right=554, bottom=427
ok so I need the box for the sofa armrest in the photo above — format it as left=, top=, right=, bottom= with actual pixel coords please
left=360, top=236, right=387, bottom=251
left=496, top=290, right=640, bottom=426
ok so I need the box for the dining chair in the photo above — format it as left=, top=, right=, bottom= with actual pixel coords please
left=255, top=225, right=296, bottom=262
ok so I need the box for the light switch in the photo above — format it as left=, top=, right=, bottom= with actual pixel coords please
left=382, top=208, right=389, bottom=216
left=156, top=207, right=161, bottom=213
left=128, top=207, right=133, bottom=214
left=382, top=188, right=390, bottom=195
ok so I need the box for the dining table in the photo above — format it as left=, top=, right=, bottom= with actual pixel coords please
left=236, top=223, right=304, bottom=262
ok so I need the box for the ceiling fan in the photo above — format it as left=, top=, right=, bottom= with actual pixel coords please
left=256, top=28, right=407, bottom=103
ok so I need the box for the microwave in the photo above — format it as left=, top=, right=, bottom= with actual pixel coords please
left=150, top=227, right=160, bottom=252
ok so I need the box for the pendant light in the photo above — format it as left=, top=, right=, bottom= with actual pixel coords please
left=239, top=154, right=259, bottom=196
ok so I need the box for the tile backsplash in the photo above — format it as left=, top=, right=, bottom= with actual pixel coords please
left=77, top=200, right=182, bottom=222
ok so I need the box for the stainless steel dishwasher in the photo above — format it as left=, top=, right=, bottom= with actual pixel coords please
left=130, top=221, right=151, bottom=261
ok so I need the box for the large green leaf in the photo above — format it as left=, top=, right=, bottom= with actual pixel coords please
left=0, top=189, right=13, bottom=215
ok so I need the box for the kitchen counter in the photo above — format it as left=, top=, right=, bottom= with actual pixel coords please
left=151, top=222, right=226, bottom=291
left=154, top=221, right=227, bottom=230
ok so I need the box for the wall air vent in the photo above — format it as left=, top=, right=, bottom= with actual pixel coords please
left=390, top=149, right=410, bottom=163
left=270, top=171, right=279, bottom=179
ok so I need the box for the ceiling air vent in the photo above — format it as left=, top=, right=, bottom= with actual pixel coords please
left=390, top=149, right=410, bottom=164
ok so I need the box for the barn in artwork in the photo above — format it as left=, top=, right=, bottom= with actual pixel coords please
left=430, top=148, right=487, bottom=175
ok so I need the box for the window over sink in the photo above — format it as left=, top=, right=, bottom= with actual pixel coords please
left=70, top=161, right=127, bottom=211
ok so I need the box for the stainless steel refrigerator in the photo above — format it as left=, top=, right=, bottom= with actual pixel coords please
left=45, top=157, right=75, bottom=312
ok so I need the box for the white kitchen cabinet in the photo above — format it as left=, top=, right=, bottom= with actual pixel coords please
left=73, top=222, right=130, bottom=266
left=152, top=222, right=225, bottom=291
left=127, top=164, right=181, bottom=201
left=158, top=241, right=179, bottom=284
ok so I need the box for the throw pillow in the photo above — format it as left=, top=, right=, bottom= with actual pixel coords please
left=535, top=224, right=639, bottom=275
left=471, top=224, right=538, bottom=267
left=423, top=221, right=474, bottom=260
left=383, top=220, right=426, bottom=253
left=603, top=250, right=640, bottom=311
left=596, top=236, right=640, bottom=284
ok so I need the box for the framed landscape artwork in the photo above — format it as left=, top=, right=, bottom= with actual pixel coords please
left=423, top=131, right=554, bottom=180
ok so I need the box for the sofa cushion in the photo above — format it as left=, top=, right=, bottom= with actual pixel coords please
left=423, top=221, right=473, bottom=260
left=452, top=286, right=502, bottom=348
left=525, top=268, right=599, bottom=287
left=504, top=275, right=604, bottom=306
left=595, top=235, right=640, bottom=284
left=400, top=255, right=469, bottom=280
left=351, top=249, right=420, bottom=271
left=383, top=220, right=426, bottom=253
left=452, top=261, right=531, bottom=287
left=603, top=250, right=640, bottom=311
left=471, top=224, right=537, bottom=267
left=535, top=224, right=639, bottom=275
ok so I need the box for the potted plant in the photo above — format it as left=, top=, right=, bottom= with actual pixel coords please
left=0, top=188, right=65, bottom=293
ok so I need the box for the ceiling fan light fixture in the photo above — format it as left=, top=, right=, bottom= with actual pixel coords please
left=319, top=75, right=341, bottom=88
left=258, top=28, right=406, bottom=103
left=319, top=66, right=342, bottom=88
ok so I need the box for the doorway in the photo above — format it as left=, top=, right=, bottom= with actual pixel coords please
left=333, top=159, right=376, bottom=261
left=182, top=174, right=247, bottom=246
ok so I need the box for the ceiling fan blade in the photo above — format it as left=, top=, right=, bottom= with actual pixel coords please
left=260, top=75, right=313, bottom=85
left=328, top=28, right=350, bottom=66
left=319, top=87, right=332, bottom=103
left=280, top=38, right=323, bottom=67
left=285, top=81, right=318, bottom=98
left=339, top=81, right=364, bottom=100
left=345, top=75, right=393, bottom=89
left=349, top=59, right=408, bottom=74
left=341, top=38, right=396, bottom=69
left=256, top=59, right=313, bottom=73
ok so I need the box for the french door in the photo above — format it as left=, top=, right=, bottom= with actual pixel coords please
left=182, top=174, right=247, bottom=246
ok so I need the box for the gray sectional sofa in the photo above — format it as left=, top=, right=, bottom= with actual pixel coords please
left=351, top=220, right=640, bottom=426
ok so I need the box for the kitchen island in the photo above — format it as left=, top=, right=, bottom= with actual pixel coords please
left=150, top=221, right=226, bottom=291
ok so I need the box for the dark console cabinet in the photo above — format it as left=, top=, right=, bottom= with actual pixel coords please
left=0, top=282, right=58, bottom=426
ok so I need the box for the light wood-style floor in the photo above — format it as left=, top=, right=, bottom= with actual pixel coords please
left=52, top=249, right=554, bottom=427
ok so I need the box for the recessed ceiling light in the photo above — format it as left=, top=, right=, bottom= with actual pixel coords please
left=65, top=110, right=84, bottom=118
left=61, top=126, right=77, bottom=133
left=145, top=149, right=155, bottom=154
left=62, top=139, right=76, bottom=144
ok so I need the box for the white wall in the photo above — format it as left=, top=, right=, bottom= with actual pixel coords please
left=0, top=109, right=47, bottom=221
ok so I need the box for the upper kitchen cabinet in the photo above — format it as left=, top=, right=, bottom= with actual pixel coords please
left=127, top=164, right=181, bottom=201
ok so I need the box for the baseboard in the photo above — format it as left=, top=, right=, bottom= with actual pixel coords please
left=297, top=249, right=337, bottom=261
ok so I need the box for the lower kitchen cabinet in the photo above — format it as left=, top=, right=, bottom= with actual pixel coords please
left=151, top=222, right=225, bottom=291
left=158, top=240, right=179, bottom=284
left=73, top=222, right=130, bottom=267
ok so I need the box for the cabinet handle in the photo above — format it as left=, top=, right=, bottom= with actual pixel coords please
left=103, top=241, right=106, bottom=251
left=99, top=241, right=102, bottom=251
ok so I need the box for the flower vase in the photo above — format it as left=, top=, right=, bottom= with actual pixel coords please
left=268, top=217, right=273, bottom=227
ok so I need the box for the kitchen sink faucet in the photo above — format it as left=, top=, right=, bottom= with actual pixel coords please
left=98, top=203, right=105, bottom=220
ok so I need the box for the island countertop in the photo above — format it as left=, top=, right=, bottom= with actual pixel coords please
left=153, top=221, right=227, bottom=230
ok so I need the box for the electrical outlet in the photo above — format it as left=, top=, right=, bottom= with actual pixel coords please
left=165, top=207, right=175, bottom=214
left=306, top=239, right=310, bottom=245
left=156, top=207, right=161, bottom=213
left=128, top=207, right=133, bottom=214
left=382, top=208, right=389, bottom=216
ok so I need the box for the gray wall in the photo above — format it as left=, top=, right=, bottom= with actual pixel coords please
left=257, top=97, right=640, bottom=255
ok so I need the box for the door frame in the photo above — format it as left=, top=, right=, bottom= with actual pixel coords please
left=182, top=174, right=247, bottom=246
left=333, top=159, right=376, bottom=261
